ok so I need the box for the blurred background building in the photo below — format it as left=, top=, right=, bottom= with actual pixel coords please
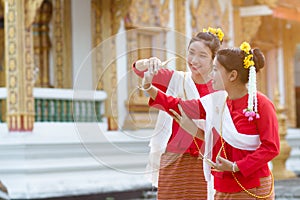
left=0, top=0, right=299, bottom=199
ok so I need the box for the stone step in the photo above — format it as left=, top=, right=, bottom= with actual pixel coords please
left=0, top=123, right=153, bottom=200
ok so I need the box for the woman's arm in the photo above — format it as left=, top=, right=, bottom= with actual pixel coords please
left=135, top=57, right=176, bottom=71
left=236, top=98, right=280, bottom=177
left=141, top=67, right=205, bottom=140
left=133, top=57, right=174, bottom=92
left=145, top=85, right=205, bottom=140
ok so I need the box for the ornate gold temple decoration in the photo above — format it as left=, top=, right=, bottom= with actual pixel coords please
left=91, top=0, right=132, bottom=130
left=174, top=0, right=186, bottom=71
left=125, top=0, right=169, bottom=28
left=5, top=0, right=35, bottom=131
left=91, top=0, right=103, bottom=90
left=232, top=0, right=262, bottom=45
left=123, top=28, right=166, bottom=130
left=190, top=0, right=231, bottom=44
left=272, top=88, right=296, bottom=180
left=241, top=16, right=262, bottom=43
left=25, top=0, right=44, bottom=28
left=111, top=0, right=132, bottom=35
left=33, top=0, right=52, bottom=87
left=159, top=0, right=170, bottom=28
left=252, top=16, right=279, bottom=51
left=52, top=0, right=72, bottom=88
left=190, top=0, right=223, bottom=36
left=0, top=3, right=4, bottom=87
left=0, top=3, right=4, bottom=122
left=126, top=0, right=150, bottom=27
left=53, top=0, right=63, bottom=88
left=123, top=0, right=169, bottom=129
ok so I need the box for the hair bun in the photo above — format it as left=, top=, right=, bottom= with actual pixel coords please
left=252, top=48, right=265, bottom=71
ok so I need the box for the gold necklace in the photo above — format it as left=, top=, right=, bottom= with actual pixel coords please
left=218, top=97, right=274, bottom=199
left=193, top=137, right=204, bottom=159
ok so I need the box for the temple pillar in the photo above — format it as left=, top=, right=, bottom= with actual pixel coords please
left=0, top=3, right=4, bottom=87
left=0, top=3, right=5, bottom=123
left=282, top=20, right=297, bottom=127
left=91, top=0, right=131, bottom=130
left=91, top=0, right=103, bottom=90
left=272, top=88, right=296, bottom=180
left=174, top=0, right=186, bottom=71
left=5, top=0, right=35, bottom=131
left=52, top=0, right=72, bottom=88
left=33, top=0, right=52, bottom=87
left=97, top=0, right=117, bottom=130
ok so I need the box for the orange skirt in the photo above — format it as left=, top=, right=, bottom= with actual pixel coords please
left=157, top=152, right=207, bottom=200
left=214, top=175, right=274, bottom=200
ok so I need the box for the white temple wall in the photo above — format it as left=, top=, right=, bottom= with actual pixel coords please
left=71, top=0, right=93, bottom=90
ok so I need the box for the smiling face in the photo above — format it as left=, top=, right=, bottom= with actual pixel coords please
left=210, top=57, right=229, bottom=91
left=187, top=40, right=213, bottom=79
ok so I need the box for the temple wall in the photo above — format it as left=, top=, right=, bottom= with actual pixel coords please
left=71, top=0, right=92, bottom=89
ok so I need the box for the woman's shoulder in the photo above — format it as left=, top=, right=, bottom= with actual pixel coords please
left=257, top=92, right=275, bottom=109
left=257, top=92, right=271, bottom=101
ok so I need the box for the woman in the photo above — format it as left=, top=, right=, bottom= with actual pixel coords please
left=133, top=27, right=224, bottom=199
left=141, top=42, right=280, bottom=199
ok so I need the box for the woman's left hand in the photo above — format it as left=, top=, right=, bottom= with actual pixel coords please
left=170, top=105, right=198, bottom=136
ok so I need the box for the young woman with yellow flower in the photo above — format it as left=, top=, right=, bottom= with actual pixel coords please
left=133, top=27, right=224, bottom=199
left=141, top=42, right=280, bottom=199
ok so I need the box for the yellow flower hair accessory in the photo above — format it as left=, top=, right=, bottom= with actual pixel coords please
left=240, top=41, right=259, bottom=121
left=240, top=42, right=254, bottom=69
left=243, top=55, right=255, bottom=69
left=240, top=42, right=251, bottom=54
left=203, top=27, right=224, bottom=42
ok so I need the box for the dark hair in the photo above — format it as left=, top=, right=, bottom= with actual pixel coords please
left=216, top=48, right=265, bottom=83
left=188, top=32, right=222, bottom=59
